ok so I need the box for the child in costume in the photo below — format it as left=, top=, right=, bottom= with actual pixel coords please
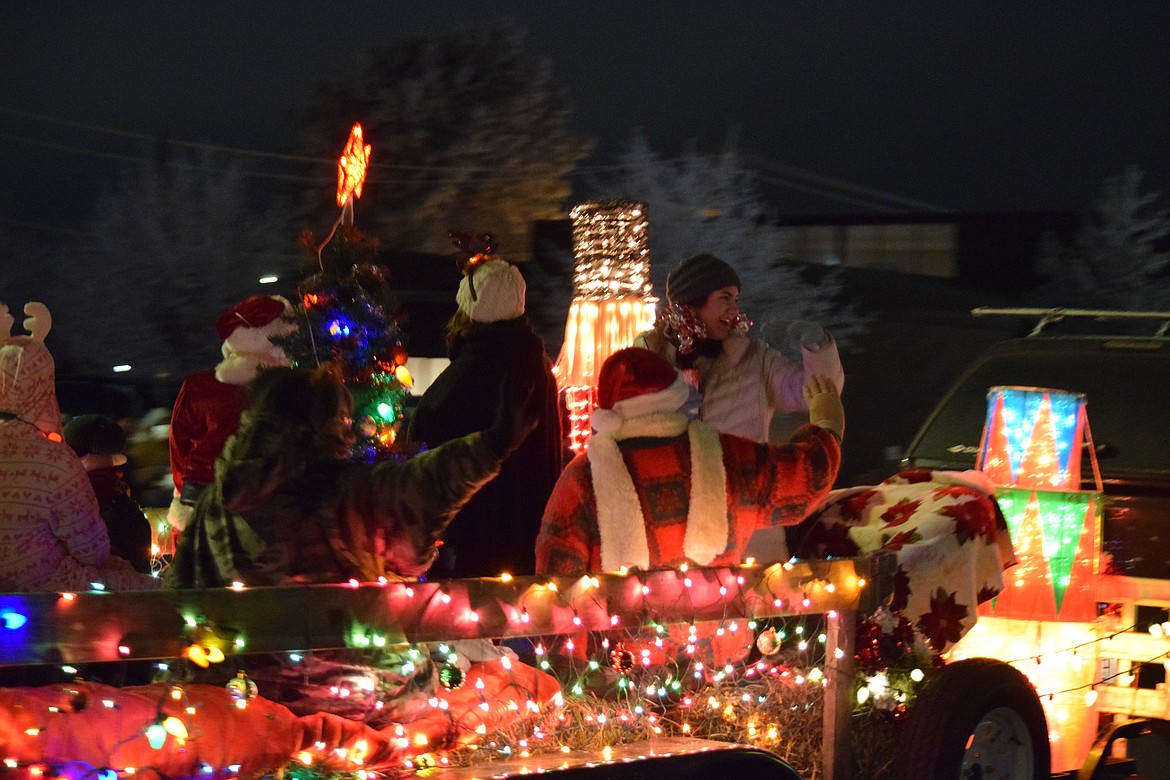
left=64, top=413, right=153, bottom=573
left=0, top=302, right=157, bottom=591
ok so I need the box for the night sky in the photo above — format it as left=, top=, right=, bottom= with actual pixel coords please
left=3, top=1, right=1170, bottom=232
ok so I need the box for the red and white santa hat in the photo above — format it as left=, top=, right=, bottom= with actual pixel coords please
left=590, top=347, right=691, bottom=434
left=214, top=295, right=296, bottom=385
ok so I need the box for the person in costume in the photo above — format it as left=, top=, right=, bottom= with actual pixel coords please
left=166, top=364, right=539, bottom=588
left=167, top=294, right=295, bottom=533
left=0, top=302, right=157, bottom=592
left=535, top=347, right=843, bottom=575
left=408, top=232, right=562, bottom=578
left=64, top=413, right=153, bottom=573
left=634, top=252, right=844, bottom=444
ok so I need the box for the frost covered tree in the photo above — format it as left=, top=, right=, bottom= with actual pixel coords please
left=62, top=148, right=293, bottom=378
left=296, top=26, right=594, bottom=259
left=1037, top=165, right=1170, bottom=311
left=589, top=129, right=864, bottom=349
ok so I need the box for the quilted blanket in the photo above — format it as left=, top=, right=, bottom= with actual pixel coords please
left=792, top=469, right=1016, bottom=654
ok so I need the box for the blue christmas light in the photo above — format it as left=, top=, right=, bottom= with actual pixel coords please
left=1, top=610, right=27, bottom=630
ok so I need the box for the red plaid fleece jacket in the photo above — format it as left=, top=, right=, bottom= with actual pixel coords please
left=535, top=424, right=840, bottom=575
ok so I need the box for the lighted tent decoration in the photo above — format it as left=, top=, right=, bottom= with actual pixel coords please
left=552, top=200, right=656, bottom=452
left=975, top=386, right=1102, bottom=622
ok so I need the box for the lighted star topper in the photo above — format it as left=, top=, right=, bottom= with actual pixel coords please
left=336, top=122, right=371, bottom=208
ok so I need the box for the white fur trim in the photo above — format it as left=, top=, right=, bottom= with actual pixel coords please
left=682, top=418, right=730, bottom=565
left=214, top=315, right=296, bottom=385
left=590, top=372, right=689, bottom=433
left=588, top=412, right=729, bottom=571
left=167, top=495, right=194, bottom=533
left=589, top=432, right=651, bottom=571
left=590, top=408, right=623, bottom=434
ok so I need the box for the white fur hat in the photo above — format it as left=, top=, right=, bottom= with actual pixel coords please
left=456, top=260, right=526, bottom=323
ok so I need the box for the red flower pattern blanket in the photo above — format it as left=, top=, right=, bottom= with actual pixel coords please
left=793, top=469, right=1016, bottom=654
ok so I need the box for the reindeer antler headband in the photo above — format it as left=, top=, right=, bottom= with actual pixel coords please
left=448, top=230, right=498, bottom=302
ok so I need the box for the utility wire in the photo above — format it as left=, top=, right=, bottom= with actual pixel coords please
left=4, top=106, right=948, bottom=214
left=756, top=172, right=911, bottom=213
left=746, top=153, right=952, bottom=214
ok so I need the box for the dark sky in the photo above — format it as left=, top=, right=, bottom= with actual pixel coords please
left=3, top=1, right=1170, bottom=232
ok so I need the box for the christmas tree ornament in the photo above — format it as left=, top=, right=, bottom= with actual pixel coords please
left=226, top=670, right=259, bottom=701
left=609, top=644, right=636, bottom=674
left=439, top=662, right=465, bottom=691
left=356, top=415, right=377, bottom=439
left=756, top=627, right=783, bottom=656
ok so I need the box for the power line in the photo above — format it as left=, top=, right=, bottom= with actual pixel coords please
left=756, top=172, right=911, bottom=213
left=747, top=153, right=952, bottom=214
left=5, top=106, right=950, bottom=211
left=1, top=107, right=632, bottom=174
left=0, top=216, right=94, bottom=238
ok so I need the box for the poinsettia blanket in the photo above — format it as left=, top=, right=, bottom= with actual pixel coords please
left=792, top=469, right=1016, bottom=655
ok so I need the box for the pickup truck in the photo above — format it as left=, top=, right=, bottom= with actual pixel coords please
left=897, top=309, right=1170, bottom=779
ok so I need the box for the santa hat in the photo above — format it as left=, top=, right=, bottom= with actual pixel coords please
left=590, top=347, right=691, bottom=434
left=586, top=347, right=728, bottom=570
left=456, top=260, right=526, bottom=323
left=214, top=295, right=296, bottom=386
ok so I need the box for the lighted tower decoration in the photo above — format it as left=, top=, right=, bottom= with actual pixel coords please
left=277, top=123, right=413, bottom=461
left=553, top=201, right=656, bottom=452
left=975, top=386, right=1101, bottom=622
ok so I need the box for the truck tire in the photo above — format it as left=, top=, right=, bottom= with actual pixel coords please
left=895, top=657, right=1050, bottom=780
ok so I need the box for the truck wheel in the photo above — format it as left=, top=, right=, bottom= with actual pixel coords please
left=895, top=657, right=1050, bottom=779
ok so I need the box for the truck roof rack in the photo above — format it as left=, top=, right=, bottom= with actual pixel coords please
left=970, top=307, right=1170, bottom=337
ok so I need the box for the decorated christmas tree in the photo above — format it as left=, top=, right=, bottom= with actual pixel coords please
left=275, top=123, right=413, bottom=461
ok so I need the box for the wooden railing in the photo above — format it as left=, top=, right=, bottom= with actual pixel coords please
left=0, top=555, right=895, bottom=780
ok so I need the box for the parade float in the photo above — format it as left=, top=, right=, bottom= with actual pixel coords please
left=4, top=119, right=1165, bottom=780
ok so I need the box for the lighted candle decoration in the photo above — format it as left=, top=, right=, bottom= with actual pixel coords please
left=553, top=201, right=657, bottom=452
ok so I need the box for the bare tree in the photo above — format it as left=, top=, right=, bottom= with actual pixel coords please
left=1038, top=165, right=1170, bottom=311
left=296, top=26, right=594, bottom=260
left=62, top=148, right=294, bottom=378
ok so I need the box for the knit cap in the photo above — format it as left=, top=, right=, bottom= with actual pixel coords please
left=64, top=414, right=128, bottom=466
left=456, top=260, right=526, bottom=323
left=665, top=253, right=741, bottom=306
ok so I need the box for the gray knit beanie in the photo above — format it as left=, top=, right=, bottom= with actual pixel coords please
left=666, top=254, right=742, bottom=306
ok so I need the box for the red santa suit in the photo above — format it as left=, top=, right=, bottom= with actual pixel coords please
left=535, top=347, right=841, bottom=576
left=167, top=295, right=295, bottom=530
